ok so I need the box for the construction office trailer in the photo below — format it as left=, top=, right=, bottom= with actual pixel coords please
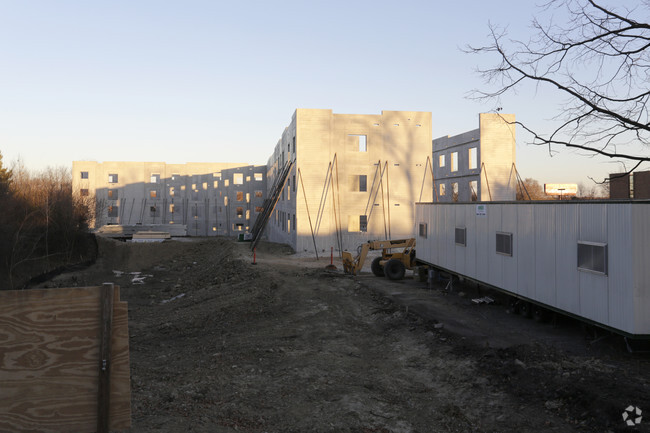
left=414, top=201, right=650, bottom=337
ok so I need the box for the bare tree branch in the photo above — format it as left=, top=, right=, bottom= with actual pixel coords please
left=466, top=0, right=650, bottom=169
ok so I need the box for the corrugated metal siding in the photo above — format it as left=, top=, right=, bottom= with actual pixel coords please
left=534, top=205, right=556, bottom=306
left=464, top=205, right=477, bottom=277
left=607, top=203, right=634, bottom=333
left=555, top=204, right=580, bottom=314
left=475, top=205, right=490, bottom=282
left=414, top=201, right=650, bottom=335
left=517, top=204, right=535, bottom=299
left=488, top=205, right=503, bottom=288
left=454, top=205, right=467, bottom=275
left=445, top=205, right=456, bottom=271
left=502, top=205, right=518, bottom=293
left=578, top=204, right=609, bottom=325
left=632, top=205, right=650, bottom=334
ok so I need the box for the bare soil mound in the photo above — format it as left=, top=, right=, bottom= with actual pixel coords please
left=36, top=237, right=650, bottom=432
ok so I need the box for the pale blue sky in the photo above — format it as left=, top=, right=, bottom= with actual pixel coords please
left=1, top=0, right=645, bottom=186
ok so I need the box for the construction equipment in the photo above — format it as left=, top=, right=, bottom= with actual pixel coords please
left=342, top=238, right=416, bottom=280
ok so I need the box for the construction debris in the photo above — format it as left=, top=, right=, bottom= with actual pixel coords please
left=471, top=296, right=495, bottom=305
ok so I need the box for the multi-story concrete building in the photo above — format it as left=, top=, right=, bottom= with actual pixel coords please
left=265, top=109, right=432, bottom=254
left=433, top=113, right=516, bottom=202
left=72, top=161, right=266, bottom=236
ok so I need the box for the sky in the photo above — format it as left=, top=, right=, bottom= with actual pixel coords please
left=1, top=0, right=647, bottom=187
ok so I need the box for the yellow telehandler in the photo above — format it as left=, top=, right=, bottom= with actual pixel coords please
left=342, top=238, right=416, bottom=280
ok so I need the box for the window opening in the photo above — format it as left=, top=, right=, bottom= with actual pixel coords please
left=470, top=181, right=478, bottom=201
left=578, top=242, right=607, bottom=274
left=469, top=147, right=478, bottom=170
left=360, top=215, right=368, bottom=232
left=496, top=232, right=513, bottom=256
left=455, top=227, right=466, bottom=246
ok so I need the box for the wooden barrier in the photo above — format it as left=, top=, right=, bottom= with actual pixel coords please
left=0, top=284, right=131, bottom=432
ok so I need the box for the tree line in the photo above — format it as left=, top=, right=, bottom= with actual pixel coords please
left=0, top=151, right=95, bottom=289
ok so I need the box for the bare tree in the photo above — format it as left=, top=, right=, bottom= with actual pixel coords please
left=468, top=0, right=650, bottom=174
left=516, top=178, right=551, bottom=200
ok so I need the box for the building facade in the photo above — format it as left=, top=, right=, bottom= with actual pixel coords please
left=265, top=109, right=432, bottom=254
left=72, top=161, right=266, bottom=236
left=609, top=170, right=650, bottom=199
left=433, top=113, right=516, bottom=202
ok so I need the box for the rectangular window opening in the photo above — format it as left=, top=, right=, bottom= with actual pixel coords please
left=470, top=181, right=478, bottom=202
left=80, top=189, right=89, bottom=196
left=451, top=152, right=458, bottom=172
left=108, top=173, right=118, bottom=183
left=80, top=171, right=89, bottom=179
left=578, top=241, right=608, bottom=274
left=234, top=173, right=244, bottom=185
left=349, top=134, right=367, bottom=152
left=150, top=174, right=160, bottom=183
left=439, top=155, right=445, bottom=167
left=419, top=223, right=428, bottom=239
left=469, top=147, right=478, bottom=170
left=496, top=232, right=513, bottom=256
left=455, top=227, right=466, bottom=246
left=360, top=215, right=368, bottom=232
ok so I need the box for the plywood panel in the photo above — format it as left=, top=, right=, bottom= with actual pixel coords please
left=0, top=286, right=130, bottom=433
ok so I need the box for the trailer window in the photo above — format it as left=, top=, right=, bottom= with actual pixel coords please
left=578, top=242, right=608, bottom=275
left=496, top=232, right=513, bottom=256
left=455, top=227, right=466, bottom=246
left=419, top=223, right=428, bottom=239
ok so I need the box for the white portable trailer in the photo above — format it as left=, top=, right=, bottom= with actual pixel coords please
left=414, top=201, right=650, bottom=337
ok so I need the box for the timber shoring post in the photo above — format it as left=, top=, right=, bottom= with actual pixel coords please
left=386, top=162, right=391, bottom=239
left=298, top=168, right=319, bottom=259
left=481, top=162, right=493, bottom=201
left=97, top=282, right=114, bottom=433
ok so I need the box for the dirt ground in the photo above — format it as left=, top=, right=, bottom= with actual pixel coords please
left=38, top=237, right=650, bottom=433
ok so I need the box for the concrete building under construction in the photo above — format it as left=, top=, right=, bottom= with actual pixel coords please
left=72, top=161, right=266, bottom=236
left=263, top=109, right=432, bottom=254
left=73, top=109, right=518, bottom=252
left=433, top=113, right=516, bottom=203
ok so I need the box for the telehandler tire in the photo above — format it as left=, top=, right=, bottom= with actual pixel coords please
left=384, top=259, right=406, bottom=281
left=371, top=257, right=385, bottom=277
